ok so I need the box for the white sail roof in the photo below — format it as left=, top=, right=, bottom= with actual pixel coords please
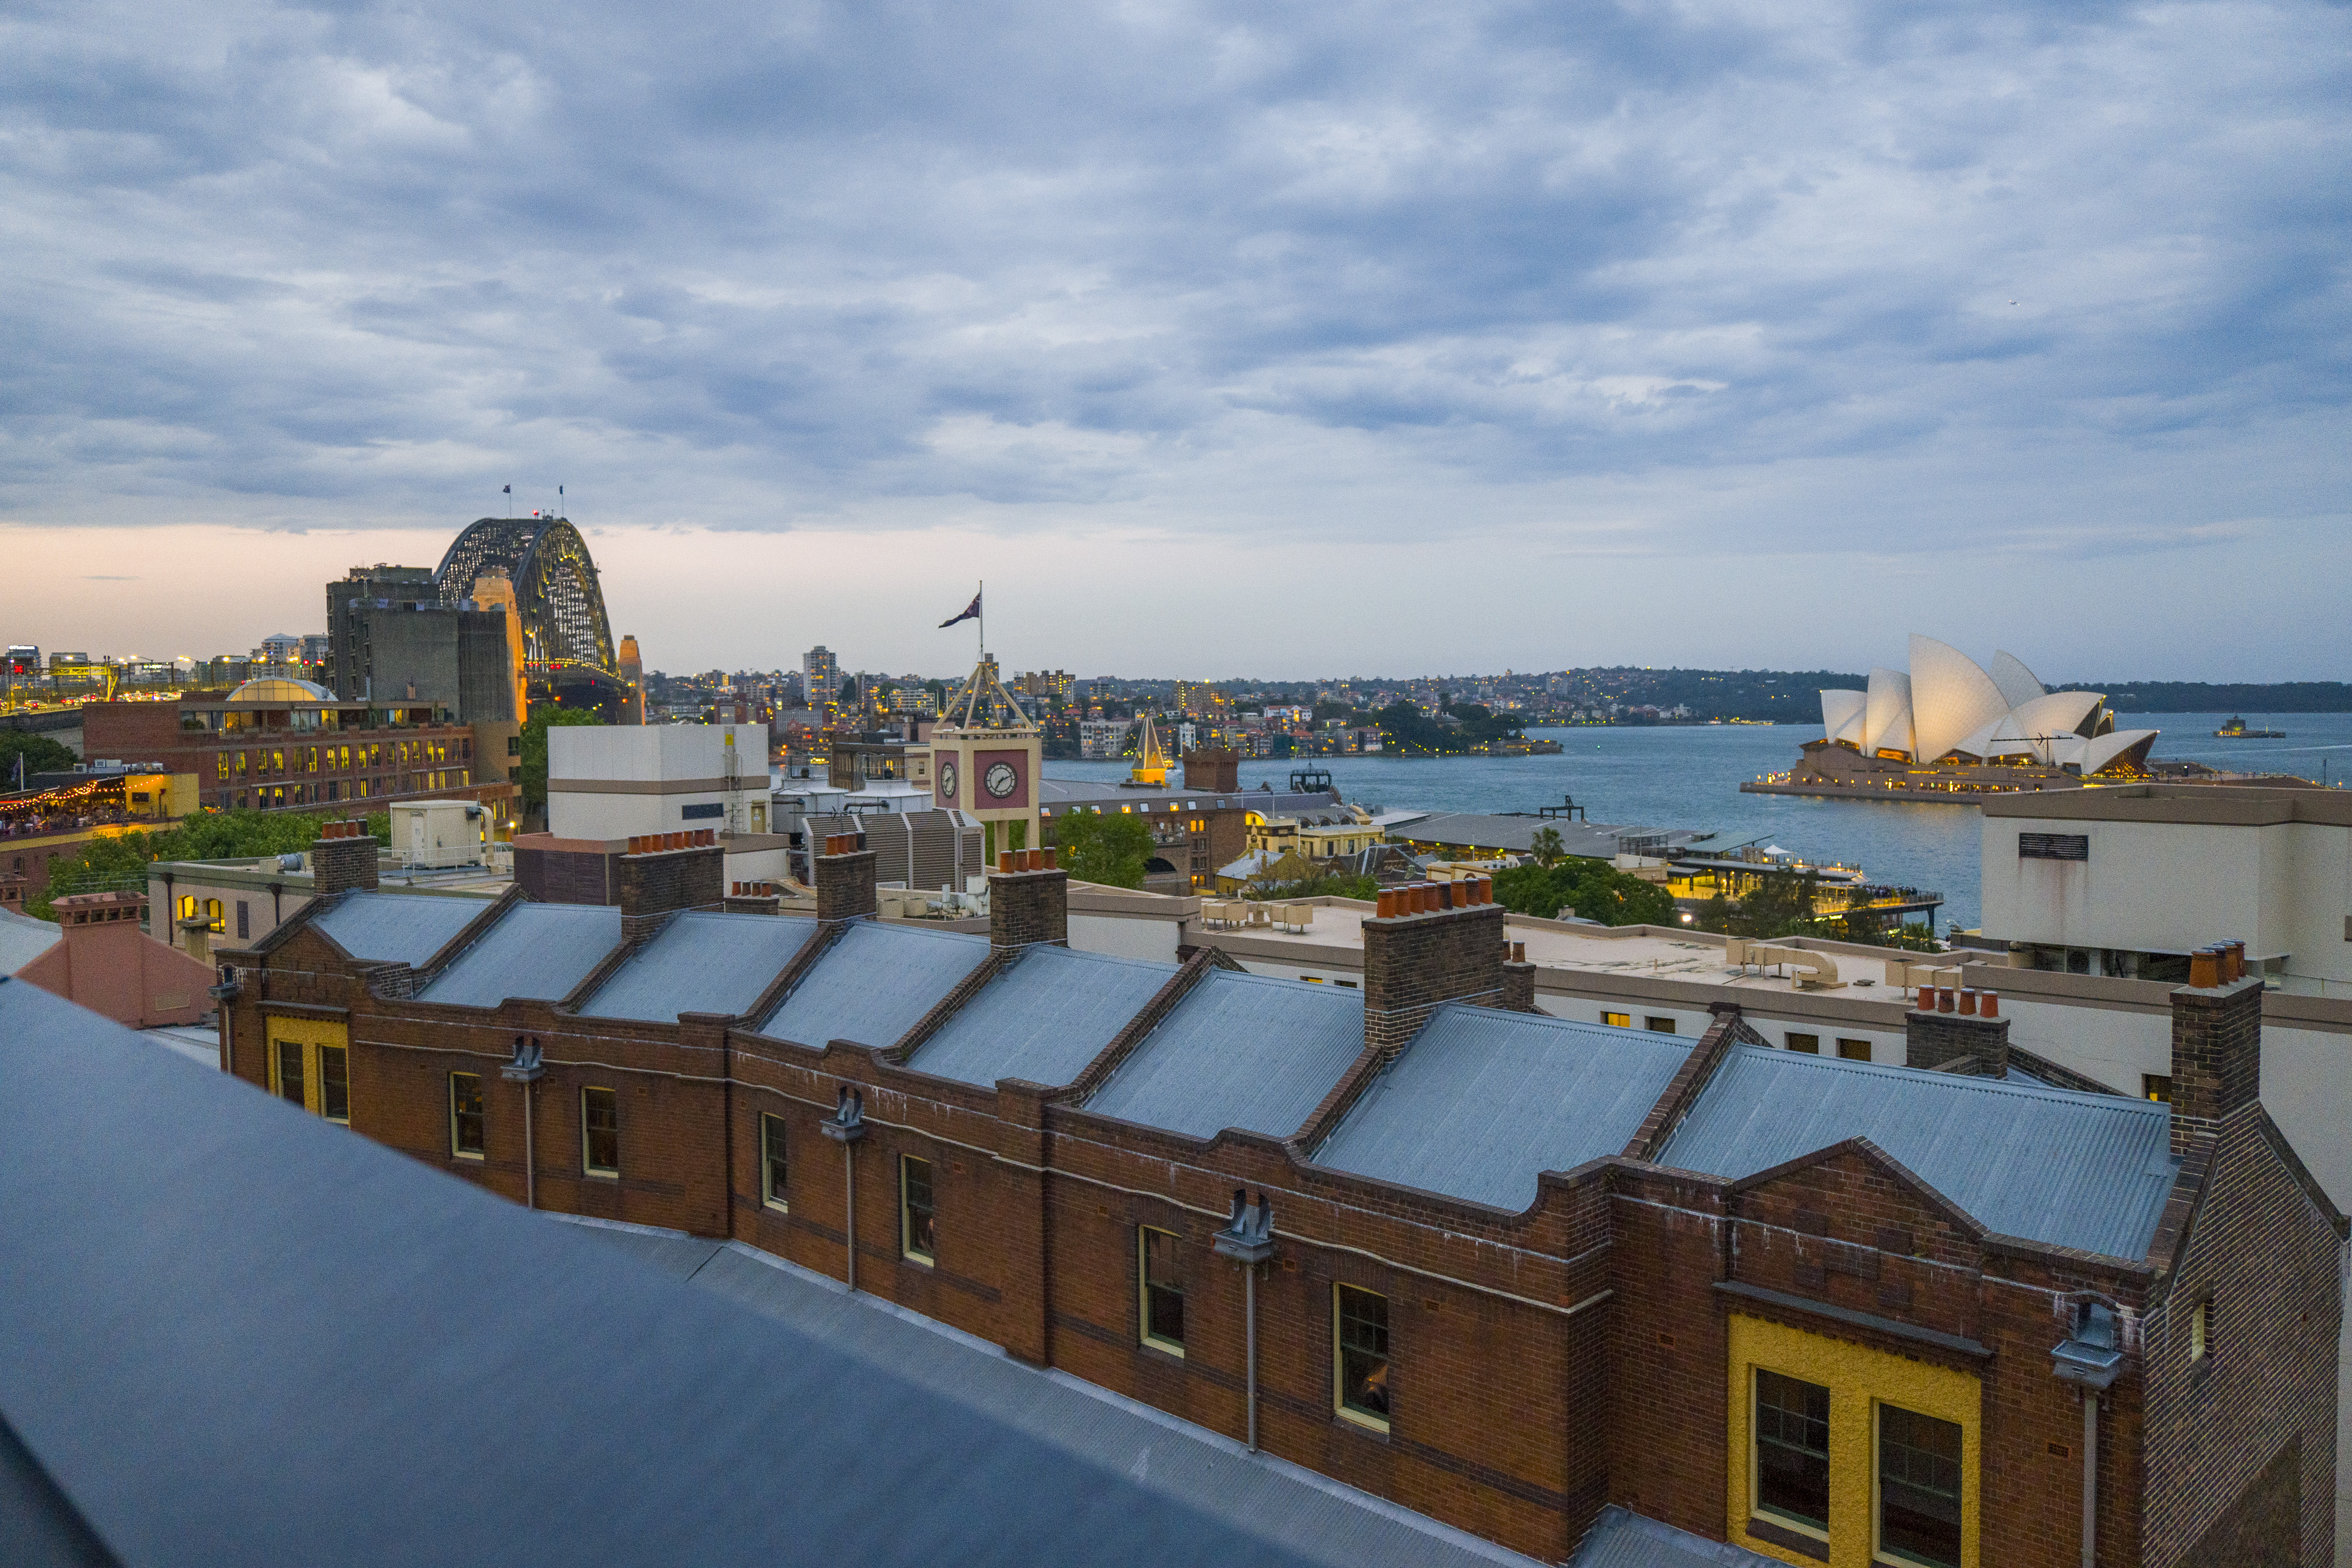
left=1909, top=634, right=2013, bottom=764
left=1820, top=689, right=1867, bottom=745
left=1987, top=650, right=2046, bottom=713
left=1862, top=668, right=1914, bottom=759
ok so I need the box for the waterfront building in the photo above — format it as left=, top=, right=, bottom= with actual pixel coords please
left=203, top=833, right=2344, bottom=1567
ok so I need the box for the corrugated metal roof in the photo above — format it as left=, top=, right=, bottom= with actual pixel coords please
left=760, top=921, right=991, bottom=1048
left=909, top=945, right=1177, bottom=1089
left=1313, top=1005, right=1690, bottom=1212
left=310, top=891, right=493, bottom=967
left=578, top=911, right=817, bottom=1023
left=417, top=902, right=624, bottom=1009
left=0, top=907, right=62, bottom=975
left=1568, top=1507, right=1783, bottom=1566
left=1085, top=970, right=1364, bottom=1140
left=1657, top=1045, right=2180, bottom=1259
left=0, top=975, right=1491, bottom=1568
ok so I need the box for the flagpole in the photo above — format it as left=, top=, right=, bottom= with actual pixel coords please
left=977, top=579, right=984, bottom=663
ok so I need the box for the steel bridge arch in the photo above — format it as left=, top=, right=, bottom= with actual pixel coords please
left=434, top=517, right=620, bottom=702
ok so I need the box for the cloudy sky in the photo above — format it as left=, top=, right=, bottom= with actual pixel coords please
left=3, top=0, right=2347, bottom=680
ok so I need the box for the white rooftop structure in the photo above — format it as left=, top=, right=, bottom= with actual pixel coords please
left=548, top=723, right=768, bottom=838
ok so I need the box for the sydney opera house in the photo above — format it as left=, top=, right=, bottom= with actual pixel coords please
left=1749, top=636, right=2159, bottom=800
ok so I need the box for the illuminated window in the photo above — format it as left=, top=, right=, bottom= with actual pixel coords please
left=2142, top=1074, right=2172, bottom=1103
left=205, top=898, right=222, bottom=933
left=759, top=1114, right=788, bottom=1210
left=1786, top=1033, right=1820, bottom=1054
left=234, top=751, right=247, bottom=777
left=1334, top=1285, right=1390, bottom=1431
left=2189, top=1299, right=2210, bottom=1361
left=1602, top=1012, right=1631, bottom=1028
left=1754, top=1369, right=1831, bottom=1535
left=450, top=1072, right=485, bottom=1158
left=900, top=1155, right=935, bottom=1263
left=215, top=753, right=229, bottom=782
left=582, top=1087, right=619, bottom=1175
left=177, top=895, right=197, bottom=921
left=1138, top=1227, right=1184, bottom=1354
left=1877, top=1404, right=1963, bottom=1568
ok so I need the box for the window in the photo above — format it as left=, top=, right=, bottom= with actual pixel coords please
left=205, top=898, right=223, bottom=933
left=2189, top=1299, right=2210, bottom=1362
left=2143, top=1074, right=2173, bottom=1103
left=2018, top=832, right=2089, bottom=862
left=760, top=1114, right=788, bottom=1210
left=273, top=1039, right=306, bottom=1107
left=1334, top=1284, right=1391, bottom=1431
left=450, top=1072, right=485, bottom=1158
left=1877, top=1404, right=1963, bottom=1568
left=900, top=1155, right=935, bottom=1263
left=318, top=1045, right=349, bottom=1123
left=1139, top=1227, right=1184, bottom=1354
left=1837, top=1039, right=1873, bottom=1061
left=1786, top=1033, right=1820, bottom=1054
left=1646, top=1016, right=1677, bottom=1033
left=582, top=1087, right=619, bottom=1175
left=236, top=900, right=250, bottom=938
left=1754, top=1369, right=1831, bottom=1535
left=1602, top=1011, right=1631, bottom=1028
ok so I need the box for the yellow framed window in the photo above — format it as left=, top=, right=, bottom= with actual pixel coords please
left=1602, top=1011, right=1631, bottom=1028
left=1333, top=1284, right=1390, bottom=1432
left=1138, top=1227, right=1184, bottom=1354
left=1877, top=1403, right=1964, bottom=1568
left=582, top=1086, right=619, bottom=1175
left=450, top=1072, right=485, bottom=1159
left=759, top=1114, right=788, bottom=1211
left=1753, top=1368, right=1832, bottom=1539
left=272, top=1039, right=306, bottom=1109
left=900, top=1154, right=935, bottom=1264
left=269, top=1027, right=349, bottom=1124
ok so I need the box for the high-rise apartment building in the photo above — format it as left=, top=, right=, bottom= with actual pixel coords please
left=804, top=646, right=840, bottom=710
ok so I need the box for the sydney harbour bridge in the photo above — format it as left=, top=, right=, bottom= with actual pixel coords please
left=435, top=516, right=626, bottom=718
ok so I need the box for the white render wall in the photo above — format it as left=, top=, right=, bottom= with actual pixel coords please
left=549, top=724, right=766, bottom=840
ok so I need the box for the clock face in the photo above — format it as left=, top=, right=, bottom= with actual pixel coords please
left=939, top=760, right=958, bottom=798
left=984, top=761, right=1018, bottom=799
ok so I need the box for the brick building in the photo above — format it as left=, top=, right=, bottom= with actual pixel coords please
left=215, top=837, right=2343, bottom=1568
left=81, top=678, right=517, bottom=824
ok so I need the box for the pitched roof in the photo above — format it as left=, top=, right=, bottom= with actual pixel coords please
left=1312, top=1005, right=1691, bottom=1211
left=0, top=907, right=62, bottom=976
left=1084, top=970, right=1364, bottom=1141
left=759, top=921, right=991, bottom=1048
left=577, top=911, right=817, bottom=1023
left=0, top=977, right=1414, bottom=1568
left=1656, top=1045, right=2180, bottom=1258
left=311, top=891, right=493, bottom=967
left=417, top=902, right=624, bottom=1008
left=908, top=945, right=1177, bottom=1089
left=1568, top=1506, right=1783, bottom=1566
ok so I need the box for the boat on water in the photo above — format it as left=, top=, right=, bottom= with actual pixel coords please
left=2214, top=716, right=2286, bottom=738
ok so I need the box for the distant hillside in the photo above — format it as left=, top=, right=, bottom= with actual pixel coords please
left=1548, top=669, right=2352, bottom=722
left=2054, top=682, right=2352, bottom=714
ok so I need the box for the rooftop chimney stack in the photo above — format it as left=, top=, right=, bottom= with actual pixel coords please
left=309, top=818, right=379, bottom=897
left=1905, top=991, right=2011, bottom=1078
left=1499, top=938, right=1537, bottom=1013
left=989, top=844, right=1067, bottom=955
left=1361, top=880, right=1508, bottom=1058
left=618, top=828, right=725, bottom=945
left=815, top=831, right=878, bottom=928
left=2169, top=955, right=2265, bottom=1155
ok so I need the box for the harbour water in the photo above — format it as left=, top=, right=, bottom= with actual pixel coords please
left=1044, top=713, right=2352, bottom=933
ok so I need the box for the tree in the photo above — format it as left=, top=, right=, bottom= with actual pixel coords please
left=1051, top=808, right=1154, bottom=889
left=26, top=808, right=388, bottom=922
left=838, top=675, right=858, bottom=704
left=1491, top=858, right=1676, bottom=927
left=518, top=703, right=604, bottom=817
left=1528, top=827, right=1564, bottom=868
left=1690, top=869, right=1822, bottom=939
left=0, top=730, right=77, bottom=786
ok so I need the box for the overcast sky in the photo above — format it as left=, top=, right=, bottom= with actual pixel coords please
left=3, top=0, right=2347, bottom=680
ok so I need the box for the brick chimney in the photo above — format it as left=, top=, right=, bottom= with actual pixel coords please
left=1182, top=748, right=1239, bottom=793
left=1363, top=878, right=1506, bottom=1057
left=1905, top=988, right=2010, bottom=1077
left=618, top=829, right=726, bottom=945
left=310, top=818, right=379, bottom=897
left=2169, top=946, right=2264, bottom=1154
left=989, top=848, right=1068, bottom=955
left=814, top=832, right=878, bottom=927
left=1499, top=939, right=1537, bottom=1012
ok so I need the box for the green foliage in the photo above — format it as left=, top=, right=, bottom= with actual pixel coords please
left=1244, top=871, right=1379, bottom=902
left=26, top=808, right=387, bottom=921
left=1051, top=808, right=1155, bottom=889
left=1492, top=858, right=1677, bottom=927
left=518, top=702, right=603, bottom=814
left=1693, top=869, right=1820, bottom=938
left=1528, top=826, right=1564, bottom=867
left=1, top=731, right=78, bottom=782
left=1448, top=704, right=1526, bottom=744
left=1374, top=699, right=1523, bottom=754
left=1827, top=902, right=1944, bottom=952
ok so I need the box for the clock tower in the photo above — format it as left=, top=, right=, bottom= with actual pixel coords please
left=929, top=654, right=1042, bottom=862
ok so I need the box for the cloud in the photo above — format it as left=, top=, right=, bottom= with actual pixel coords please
left=0, top=0, right=2347, bottom=666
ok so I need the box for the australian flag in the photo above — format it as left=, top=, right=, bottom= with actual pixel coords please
left=938, top=590, right=981, bottom=629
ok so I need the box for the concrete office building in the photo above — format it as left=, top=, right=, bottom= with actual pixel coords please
left=1980, top=784, right=2352, bottom=992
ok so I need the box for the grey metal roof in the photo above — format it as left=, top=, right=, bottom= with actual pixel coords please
left=310, top=890, right=493, bottom=966
left=1657, top=1045, right=2181, bottom=1259
left=1383, top=813, right=1700, bottom=858
left=417, top=901, right=624, bottom=1009
left=0, top=975, right=1440, bottom=1568
left=1085, top=969, right=1364, bottom=1141
left=909, top=944, right=1177, bottom=1089
left=578, top=911, right=816, bottom=1023
left=1312, top=1005, right=1690, bottom=1212
left=570, top=1225, right=1543, bottom=1568
left=759, top=921, right=991, bottom=1047
left=1568, top=1507, right=1782, bottom=1567
left=0, top=908, right=61, bottom=975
